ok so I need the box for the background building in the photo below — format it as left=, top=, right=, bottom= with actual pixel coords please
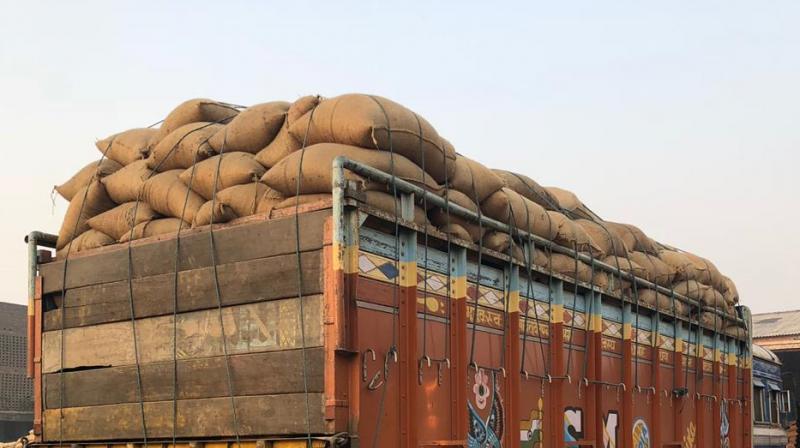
left=0, top=302, right=32, bottom=441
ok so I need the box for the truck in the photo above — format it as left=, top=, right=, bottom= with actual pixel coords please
left=25, top=158, right=753, bottom=448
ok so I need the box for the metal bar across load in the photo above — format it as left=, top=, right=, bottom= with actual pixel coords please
left=332, top=156, right=743, bottom=327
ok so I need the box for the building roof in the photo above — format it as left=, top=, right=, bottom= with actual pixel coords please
left=753, top=344, right=781, bottom=364
left=752, top=309, right=800, bottom=338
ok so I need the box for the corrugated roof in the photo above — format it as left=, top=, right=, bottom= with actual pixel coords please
left=752, top=309, right=800, bottom=338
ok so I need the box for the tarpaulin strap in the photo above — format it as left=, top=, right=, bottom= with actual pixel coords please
left=294, top=98, right=323, bottom=448
left=593, top=221, right=626, bottom=385
left=580, top=251, right=597, bottom=391
left=621, top=244, right=643, bottom=390
left=564, top=242, right=583, bottom=378
left=56, top=141, right=122, bottom=448
left=413, top=114, right=432, bottom=364
left=519, top=199, right=549, bottom=380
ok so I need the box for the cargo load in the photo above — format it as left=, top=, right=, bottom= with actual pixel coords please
left=30, top=93, right=751, bottom=448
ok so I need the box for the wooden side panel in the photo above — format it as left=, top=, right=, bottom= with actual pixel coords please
left=42, top=296, right=323, bottom=373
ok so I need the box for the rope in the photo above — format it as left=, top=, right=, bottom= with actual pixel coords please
left=518, top=194, right=549, bottom=381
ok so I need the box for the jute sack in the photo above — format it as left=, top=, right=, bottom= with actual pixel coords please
left=702, top=287, right=726, bottom=309
left=261, top=143, right=439, bottom=196
left=544, top=186, right=599, bottom=221
left=255, top=185, right=285, bottom=215
left=179, top=152, right=266, bottom=200
left=657, top=249, right=698, bottom=282
left=682, top=252, right=726, bottom=292
left=119, top=218, right=185, bottom=242
left=628, top=251, right=675, bottom=287
left=86, top=202, right=159, bottom=241
left=274, top=192, right=429, bottom=227
left=148, top=122, right=222, bottom=171
left=672, top=279, right=709, bottom=302
left=430, top=189, right=485, bottom=242
left=601, top=256, right=648, bottom=280
left=724, top=324, right=746, bottom=339
left=482, top=231, right=525, bottom=262
left=289, top=94, right=456, bottom=183
left=575, top=219, right=627, bottom=258
left=638, top=289, right=688, bottom=317
left=544, top=252, right=609, bottom=289
left=546, top=211, right=603, bottom=256
left=157, top=98, right=239, bottom=140
left=56, top=230, right=115, bottom=258
left=438, top=223, right=473, bottom=242
left=481, top=188, right=556, bottom=241
left=192, top=200, right=237, bottom=227
left=216, top=183, right=272, bottom=217
left=208, top=101, right=290, bottom=154
left=448, top=155, right=504, bottom=203
left=141, top=170, right=204, bottom=224
left=492, top=170, right=560, bottom=210
left=96, top=128, right=159, bottom=165
left=696, top=312, right=724, bottom=332
left=722, top=276, right=738, bottom=305
left=604, top=222, right=659, bottom=256
left=57, top=180, right=116, bottom=250
left=55, top=159, right=122, bottom=201
left=100, top=160, right=153, bottom=204
left=254, top=96, right=320, bottom=168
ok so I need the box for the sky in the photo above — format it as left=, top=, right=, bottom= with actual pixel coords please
left=0, top=1, right=797, bottom=313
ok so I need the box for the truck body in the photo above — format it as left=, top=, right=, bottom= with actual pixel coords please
left=26, top=159, right=753, bottom=448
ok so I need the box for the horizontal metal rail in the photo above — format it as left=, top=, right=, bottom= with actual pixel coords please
left=332, top=156, right=744, bottom=328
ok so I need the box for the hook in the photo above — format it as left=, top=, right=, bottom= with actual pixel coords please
left=418, top=356, right=432, bottom=385
left=362, top=348, right=376, bottom=382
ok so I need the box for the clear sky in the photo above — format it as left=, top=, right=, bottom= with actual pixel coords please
left=0, top=1, right=797, bottom=313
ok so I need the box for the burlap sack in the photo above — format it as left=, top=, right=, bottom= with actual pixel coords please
left=492, top=170, right=559, bottom=210
left=448, top=155, right=503, bottom=203
left=481, top=188, right=556, bottom=241
left=215, top=182, right=271, bottom=217
left=628, top=251, right=675, bottom=287
left=55, top=159, right=122, bottom=201
left=141, top=170, right=204, bottom=224
left=604, top=222, right=659, bottom=255
left=702, top=287, right=726, bottom=309
left=672, top=280, right=709, bottom=302
left=724, top=324, right=746, bottom=338
left=96, top=128, right=159, bottom=165
left=696, top=312, right=724, bottom=332
left=254, top=96, right=320, bottom=168
left=681, top=252, right=726, bottom=292
left=100, top=160, right=153, bottom=204
left=544, top=186, right=599, bottom=221
left=429, top=189, right=484, bottom=242
left=261, top=143, right=439, bottom=196
left=657, top=250, right=698, bottom=282
left=119, top=218, right=185, bottom=242
left=722, top=276, right=739, bottom=305
left=57, top=180, right=116, bottom=250
left=638, top=289, right=688, bottom=316
left=289, top=94, right=456, bottom=183
left=208, top=101, right=290, bottom=154
left=546, top=211, right=603, bottom=256
left=86, top=202, right=159, bottom=241
left=179, top=152, right=266, bottom=200
left=158, top=98, right=239, bottom=140
left=255, top=185, right=285, bottom=215
left=482, top=231, right=525, bottom=262
left=544, top=252, right=609, bottom=289
left=358, top=191, right=428, bottom=226
left=192, top=201, right=237, bottom=227
left=438, top=223, right=473, bottom=242
left=574, top=219, right=627, bottom=258
left=601, top=256, right=648, bottom=280
left=56, top=230, right=115, bottom=258
left=148, top=122, right=222, bottom=171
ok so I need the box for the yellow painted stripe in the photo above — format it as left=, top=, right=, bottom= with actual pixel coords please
left=332, top=241, right=358, bottom=274
left=623, top=323, right=632, bottom=340
left=508, top=290, right=520, bottom=313
left=590, top=313, right=603, bottom=332
left=450, top=276, right=467, bottom=300
left=675, top=338, right=684, bottom=353
left=551, top=304, right=564, bottom=324
left=399, top=260, right=417, bottom=288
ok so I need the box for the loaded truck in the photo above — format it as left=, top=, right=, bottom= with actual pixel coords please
left=24, top=156, right=753, bottom=448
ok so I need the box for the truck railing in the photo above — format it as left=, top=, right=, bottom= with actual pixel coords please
left=331, top=156, right=746, bottom=329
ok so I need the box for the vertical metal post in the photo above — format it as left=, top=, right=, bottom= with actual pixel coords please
left=591, top=292, right=604, bottom=448
left=696, top=326, right=705, bottom=448
left=726, top=338, right=738, bottom=448
left=504, top=264, right=521, bottom=448
left=674, top=322, right=687, bottom=439
left=622, top=302, right=633, bottom=448
left=549, top=279, right=565, bottom=448
left=651, top=315, right=661, bottom=448
left=398, top=191, right=419, bottom=448
left=449, top=246, right=468, bottom=442
left=713, top=334, right=723, bottom=448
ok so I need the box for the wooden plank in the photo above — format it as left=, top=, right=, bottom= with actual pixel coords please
left=42, top=393, right=327, bottom=441
left=44, top=348, right=325, bottom=408
left=44, top=250, right=323, bottom=330
left=40, top=210, right=330, bottom=294
left=42, top=295, right=323, bottom=373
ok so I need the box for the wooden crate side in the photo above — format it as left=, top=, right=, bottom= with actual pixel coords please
left=42, top=295, right=323, bottom=373
left=40, top=210, right=330, bottom=294
left=44, top=348, right=325, bottom=408
left=44, top=250, right=323, bottom=330
left=42, top=393, right=326, bottom=441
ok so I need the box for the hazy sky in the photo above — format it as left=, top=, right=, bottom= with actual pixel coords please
left=0, top=1, right=797, bottom=313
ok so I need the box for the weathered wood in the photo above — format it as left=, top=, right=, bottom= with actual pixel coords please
left=44, top=250, right=323, bottom=330
left=42, top=295, right=323, bottom=373
left=40, top=210, right=330, bottom=294
left=44, top=348, right=325, bottom=408
left=42, top=393, right=326, bottom=441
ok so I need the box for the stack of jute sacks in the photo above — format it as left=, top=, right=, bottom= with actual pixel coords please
left=53, top=93, right=741, bottom=333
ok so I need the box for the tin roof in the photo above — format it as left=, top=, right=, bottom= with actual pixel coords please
left=752, top=309, right=800, bottom=338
